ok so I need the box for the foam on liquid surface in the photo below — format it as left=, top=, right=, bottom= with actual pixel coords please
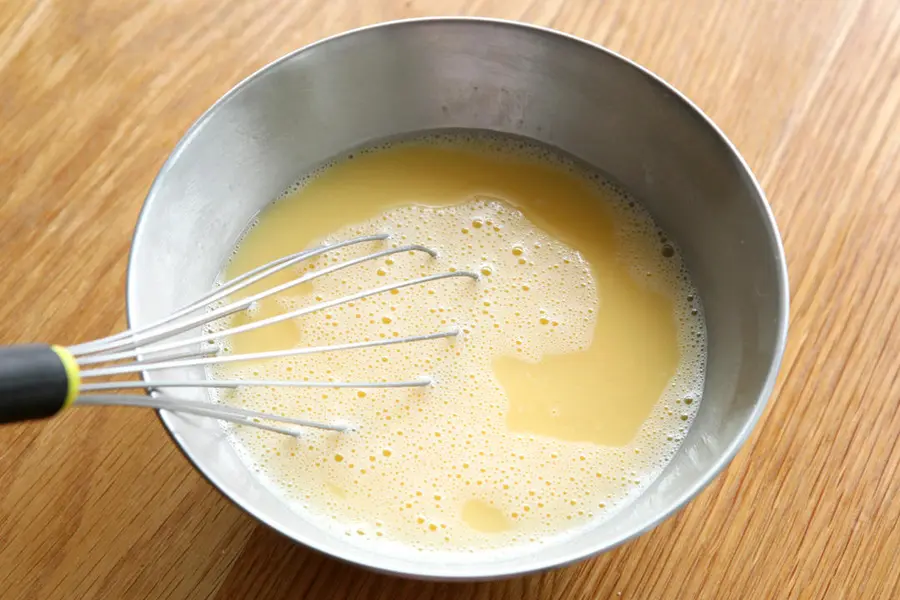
left=209, top=133, right=706, bottom=560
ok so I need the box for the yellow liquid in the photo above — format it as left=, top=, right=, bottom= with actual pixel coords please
left=212, top=133, right=705, bottom=556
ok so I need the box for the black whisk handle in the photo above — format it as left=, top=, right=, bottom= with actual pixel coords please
left=0, top=344, right=79, bottom=424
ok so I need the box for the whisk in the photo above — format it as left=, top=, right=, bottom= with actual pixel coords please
left=0, top=234, right=479, bottom=436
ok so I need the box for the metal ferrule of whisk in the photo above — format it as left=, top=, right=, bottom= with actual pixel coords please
left=63, top=234, right=479, bottom=436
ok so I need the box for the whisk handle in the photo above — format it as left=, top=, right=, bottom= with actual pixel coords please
left=0, top=345, right=80, bottom=424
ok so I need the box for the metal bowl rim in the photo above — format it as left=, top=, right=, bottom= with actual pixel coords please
left=125, top=15, right=790, bottom=581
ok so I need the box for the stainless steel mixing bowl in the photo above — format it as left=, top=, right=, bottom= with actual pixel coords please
left=127, top=17, right=789, bottom=580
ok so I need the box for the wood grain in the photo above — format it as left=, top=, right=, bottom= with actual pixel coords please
left=1, top=1, right=898, bottom=598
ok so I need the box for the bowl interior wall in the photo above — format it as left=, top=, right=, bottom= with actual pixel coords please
left=128, top=19, right=785, bottom=579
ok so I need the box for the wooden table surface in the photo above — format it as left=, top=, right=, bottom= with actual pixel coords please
left=2, top=1, right=898, bottom=598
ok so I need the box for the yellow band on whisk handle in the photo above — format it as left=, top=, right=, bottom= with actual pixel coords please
left=51, top=345, right=81, bottom=408
left=0, top=344, right=81, bottom=423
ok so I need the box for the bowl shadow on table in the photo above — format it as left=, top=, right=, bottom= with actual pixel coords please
left=213, top=523, right=630, bottom=599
